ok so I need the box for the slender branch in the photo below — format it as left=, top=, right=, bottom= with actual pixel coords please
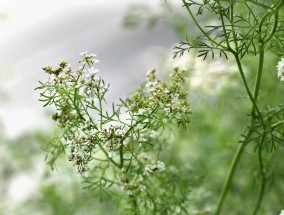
left=252, top=133, right=267, bottom=215
left=246, top=0, right=270, bottom=9
left=214, top=128, right=252, bottom=215
left=215, top=37, right=266, bottom=215
left=181, top=0, right=227, bottom=49
left=251, top=47, right=264, bottom=117
left=263, top=11, right=279, bottom=44
left=233, top=53, right=264, bottom=124
left=230, top=4, right=239, bottom=52
left=219, top=10, right=232, bottom=50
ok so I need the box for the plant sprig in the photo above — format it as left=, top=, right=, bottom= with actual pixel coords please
left=36, top=52, right=193, bottom=214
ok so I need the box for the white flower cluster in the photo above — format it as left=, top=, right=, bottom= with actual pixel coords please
left=280, top=210, right=284, bottom=215
left=101, top=124, right=125, bottom=158
left=143, top=160, right=166, bottom=176
left=43, top=51, right=106, bottom=104
left=128, top=68, right=190, bottom=125
left=79, top=51, right=100, bottom=65
left=65, top=121, right=127, bottom=174
left=145, top=68, right=190, bottom=121
left=76, top=69, right=107, bottom=103
left=75, top=53, right=108, bottom=102
left=42, top=60, right=72, bottom=85
left=66, top=125, right=97, bottom=174
left=277, top=57, right=284, bottom=81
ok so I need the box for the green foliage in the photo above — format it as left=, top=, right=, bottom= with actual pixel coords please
left=175, top=0, right=284, bottom=59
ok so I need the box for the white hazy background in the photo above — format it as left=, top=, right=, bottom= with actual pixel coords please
left=0, top=0, right=179, bottom=137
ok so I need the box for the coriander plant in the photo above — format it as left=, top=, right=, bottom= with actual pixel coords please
left=36, top=52, right=194, bottom=214
left=36, top=0, right=284, bottom=214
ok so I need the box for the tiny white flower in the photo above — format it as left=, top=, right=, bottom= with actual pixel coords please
left=88, top=67, right=99, bottom=76
left=80, top=51, right=88, bottom=56
left=181, top=106, right=188, bottom=113
left=280, top=210, right=284, bottom=215
left=145, top=82, right=152, bottom=88
left=138, top=175, right=143, bottom=182
left=143, top=165, right=152, bottom=175
left=164, top=107, right=171, bottom=113
left=163, top=88, right=170, bottom=94
left=156, top=161, right=165, bottom=171
left=76, top=66, right=85, bottom=75
left=137, top=152, right=148, bottom=162
left=176, top=113, right=182, bottom=119
left=108, top=150, right=114, bottom=158
left=93, top=59, right=100, bottom=64
left=138, top=185, right=146, bottom=192
left=277, top=57, right=284, bottom=81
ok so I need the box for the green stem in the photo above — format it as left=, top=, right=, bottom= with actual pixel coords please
left=246, top=0, right=270, bottom=9
left=214, top=129, right=252, bottom=215
left=252, top=133, right=267, bottom=215
left=230, top=4, right=239, bottom=52
left=251, top=47, right=264, bottom=117
left=181, top=0, right=227, bottom=49
left=97, top=143, right=121, bottom=168
left=233, top=54, right=264, bottom=124
left=263, top=12, right=278, bottom=44
left=98, top=89, right=103, bottom=130
left=215, top=48, right=265, bottom=215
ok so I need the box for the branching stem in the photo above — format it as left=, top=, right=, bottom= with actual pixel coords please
left=181, top=0, right=227, bottom=50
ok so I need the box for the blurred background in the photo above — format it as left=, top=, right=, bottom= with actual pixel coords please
left=1, top=0, right=284, bottom=214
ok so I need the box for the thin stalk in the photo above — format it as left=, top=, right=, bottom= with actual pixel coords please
left=230, top=4, right=239, bottom=52
left=181, top=0, right=227, bottom=49
left=219, top=11, right=231, bottom=50
left=263, top=12, right=279, bottom=44
left=246, top=0, right=270, bottom=9
left=214, top=129, right=252, bottom=215
left=234, top=54, right=264, bottom=124
left=98, top=88, right=103, bottom=130
left=96, top=142, right=121, bottom=168
left=251, top=47, right=264, bottom=117
left=252, top=133, right=267, bottom=215
left=215, top=49, right=265, bottom=215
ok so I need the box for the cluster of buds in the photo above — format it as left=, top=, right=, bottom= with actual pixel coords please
left=75, top=66, right=108, bottom=102
left=50, top=106, right=76, bottom=128
left=63, top=118, right=98, bottom=174
left=101, top=125, right=125, bottom=158
left=79, top=51, right=100, bottom=65
left=128, top=67, right=190, bottom=125
left=65, top=129, right=97, bottom=174
left=143, top=160, right=166, bottom=176
left=43, top=60, right=71, bottom=85
left=120, top=171, right=146, bottom=196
